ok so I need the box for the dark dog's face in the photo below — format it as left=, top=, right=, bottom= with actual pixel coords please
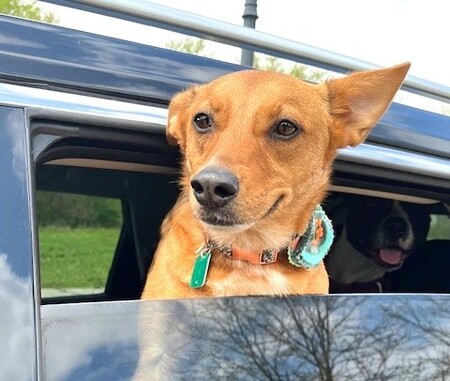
left=345, top=195, right=430, bottom=268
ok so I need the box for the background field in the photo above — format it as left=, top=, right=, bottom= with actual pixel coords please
left=39, top=227, right=120, bottom=289
left=428, top=215, right=450, bottom=240
left=37, top=191, right=122, bottom=291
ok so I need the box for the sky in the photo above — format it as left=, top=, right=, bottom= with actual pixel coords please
left=37, top=0, right=449, bottom=111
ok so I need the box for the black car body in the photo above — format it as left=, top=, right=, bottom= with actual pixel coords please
left=0, top=3, right=449, bottom=380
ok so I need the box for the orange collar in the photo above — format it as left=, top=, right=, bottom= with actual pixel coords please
left=217, top=245, right=278, bottom=265
left=190, top=205, right=334, bottom=288
left=213, top=210, right=326, bottom=266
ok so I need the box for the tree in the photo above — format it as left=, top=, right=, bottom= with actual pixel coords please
left=253, top=53, right=326, bottom=82
left=166, top=37, right=209, bottom=56
left=37, top=192, right=122, bottom=228
left=0, top=0, right=58, bottom=23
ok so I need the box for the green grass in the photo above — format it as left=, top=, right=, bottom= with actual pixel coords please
left=39, top=227, right=120, bottom=289
left=428, top=215, right=450, bottom=241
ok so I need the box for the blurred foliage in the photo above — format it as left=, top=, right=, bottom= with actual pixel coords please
left=0, top=0, right=58, bottom=23
left=428, top=214, right=450, bottom=240
left=37, top=192, right=122, bottom=228
left=253, top=53, right=326, bottom=82
left=167, top=37, right=326, bottom=82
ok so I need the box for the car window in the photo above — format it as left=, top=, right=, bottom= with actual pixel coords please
left=41, top=295, right=450, bottom=381
left=37, top=191, right=122, bottom=298
left=33, top=127, right=180, bottom=303
left=428, top=213, right=450, bottom=240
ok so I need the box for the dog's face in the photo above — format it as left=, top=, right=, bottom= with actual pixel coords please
left=167, top=64, right=410, bottom=251
left=344, top=195, right=430, bottom=268
left=171, top=71, right=332, bottom=250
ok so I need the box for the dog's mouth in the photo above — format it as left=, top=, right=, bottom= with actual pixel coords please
left=197, top=195, right=285, bottom=230
left=199, top=211, right=246, bottom=228
left=369, top=246, right=409, bottom=267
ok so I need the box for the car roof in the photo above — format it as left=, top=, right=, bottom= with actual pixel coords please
left=0, top=15, right=448, bottom=158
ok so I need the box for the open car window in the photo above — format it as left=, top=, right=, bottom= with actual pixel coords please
left=34, top=124, right=180, bottom=304
left=33, top=119, right=450, bottom=303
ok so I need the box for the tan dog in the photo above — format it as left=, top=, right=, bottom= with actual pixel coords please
left=142, top=63, right=410, bottom=299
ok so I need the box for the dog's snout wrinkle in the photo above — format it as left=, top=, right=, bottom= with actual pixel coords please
left=191, top=167, right=239, bottom=208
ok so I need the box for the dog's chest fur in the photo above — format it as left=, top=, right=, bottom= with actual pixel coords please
left=214, top=265, right=291, bottom=296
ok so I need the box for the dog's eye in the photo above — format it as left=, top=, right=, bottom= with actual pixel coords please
left=273, top=120, right=300, bottom=139
left=193, top=113, right=213, bottom=132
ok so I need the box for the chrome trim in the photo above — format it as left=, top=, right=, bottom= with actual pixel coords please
left=329, top=185, right=438, bottom=204
left=337, top=144, right=450, bottom=180
left=1, top=82, right=448, bottom=181
left=26, top=115, right=44, bottom=381
left=46, top=159, right=177, bottom=174
left=0, top=83, right=167, bottom=132
left=43, top=0, right=450, bottom=103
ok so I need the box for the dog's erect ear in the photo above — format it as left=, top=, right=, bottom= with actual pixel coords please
left=166, top=86, right=199, bottom=151
left=326, top=62, right=410, bottom=148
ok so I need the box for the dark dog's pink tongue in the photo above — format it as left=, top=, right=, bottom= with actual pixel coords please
left=379, top=249, right=402, bottom=265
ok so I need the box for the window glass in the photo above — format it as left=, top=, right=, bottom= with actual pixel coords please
left=37, top=191, right=122, bottom=297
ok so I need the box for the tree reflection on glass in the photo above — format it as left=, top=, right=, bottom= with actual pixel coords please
left=386, top=298, right=450, bottom=381
left=134, top=295, right=450, bottom=381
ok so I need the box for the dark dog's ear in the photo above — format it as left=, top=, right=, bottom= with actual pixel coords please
left=326, top=62, right=410, bottom=148
left=166, top=86, right=199, bottom=151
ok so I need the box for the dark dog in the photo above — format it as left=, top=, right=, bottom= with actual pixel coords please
left=327, top=195, right=430, bottom=292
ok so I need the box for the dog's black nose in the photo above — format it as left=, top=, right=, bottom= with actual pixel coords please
left=191, top=167, right=239, bottom=208
left=384, top=217, right=407, bottom=237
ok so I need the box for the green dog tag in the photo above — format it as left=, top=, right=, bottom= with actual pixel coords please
left=190, top=251, right=211, bottom=288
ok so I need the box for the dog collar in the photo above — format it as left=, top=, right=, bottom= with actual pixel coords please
left=217, top=246, right=278, bottom=265
left=287, top=205, right=334, bottom=268
left=189, top=205, right=334, bottom=288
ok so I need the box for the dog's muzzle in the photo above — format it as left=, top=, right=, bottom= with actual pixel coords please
left=191, top=167, right=241, bottom=227
left=190, top=167, right=241, bottom=227
left=191, top=167, right=239, bottom=208
left=371, top=216, right=413, bottom=267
